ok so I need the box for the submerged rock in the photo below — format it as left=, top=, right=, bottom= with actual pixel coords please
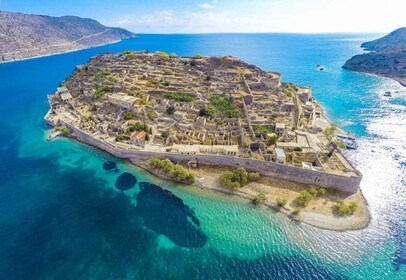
left=103, top=161, right=117, bottom=171
left=135, top=182, right=207, bottom=248
left=115, top=172, right=137, bottom=190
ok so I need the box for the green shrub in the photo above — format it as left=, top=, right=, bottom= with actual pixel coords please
left=291, top=209, right=301, bottom=215
left=166, top=106, right=176, bottom=115
left=123, top=111, right=133, bottom=120
left=161, top=131, right=169, bottom=139
left=269, top=135, right=277, bottom=145
left=115, top=134, right=125, bottom=141
left=253, top=192, right=267, bottom=205
left=309, top=187, right=319, bottom=198
left=56, top=126, right=71, bottom=136
left=293, top=146, right=303, bottom=152
left=318, top=188, right=327, bottom=196
left=334, top=201, right=358, bottom=216
left=199, top=107, right=214, bottom=118
left=276, top=197, right=288, bottom=207
left=210, top=95, right=240, bottom=118
left=193, top=54, right=203, bottom=59
left=128, top=122, right=148, bottom=133
left=163, top=69, right=173, bottom=75
left=164, top=92, right=196, bottom=102
left=295, top=190, right=313, bottom=207
left=219, top=168, right=260, bottom=189
left=253, top=125, right=275, bottom=138
left=146, top=111, right=157, bottom=120
left=147, top=158, right=194, bottom=183
left=155, top=51, right=169, bottom=60
left=93, top=85, right=113, bottom=99
left=220, top=171, right=240, bottom=189
left=248, top=172, right=260, bottom=182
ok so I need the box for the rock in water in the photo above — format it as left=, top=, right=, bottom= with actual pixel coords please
left=103, top=161, right=117, bottom=171
left=115, top=173, right=137, bottom=190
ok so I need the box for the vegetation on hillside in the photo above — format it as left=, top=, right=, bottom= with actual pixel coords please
left=164, top=92, right=197, bottom=102
left=210, top=95, right=240, bottom=118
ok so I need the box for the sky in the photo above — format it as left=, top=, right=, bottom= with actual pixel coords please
left=0, top=0, right=405, bottom=33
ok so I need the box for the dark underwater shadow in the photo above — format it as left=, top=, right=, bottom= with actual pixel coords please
left=135, top=182, right=207, bottom=248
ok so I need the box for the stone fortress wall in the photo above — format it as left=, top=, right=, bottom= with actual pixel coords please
left=52, top=118, right=362, bottom=194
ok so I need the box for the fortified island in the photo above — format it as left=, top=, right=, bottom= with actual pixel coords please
left=45, top=51, right=369, bottom=231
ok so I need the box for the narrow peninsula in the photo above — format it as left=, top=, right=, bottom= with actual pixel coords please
left=45, top=51, right=369, bottom=231
left=0, top=11, right=135, bottom=62
left=343, top=27, right=406, bottom=86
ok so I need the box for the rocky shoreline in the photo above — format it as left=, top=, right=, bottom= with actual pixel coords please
left=0, top=11, right=135, bottom=62
left=133, top=160, right=370, bottom=232
left=342, top=27, right=406, bottom=87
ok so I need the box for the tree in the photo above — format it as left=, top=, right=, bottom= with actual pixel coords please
left=233, top=167, right=248, bottom=186
left=219, top=171, right=240, bottom=189
left=323, top=124, right=345, bottom=157
left=295, top=190, right=313, bottom=207
left=248, top=172, right=260, bottom=182
left=253, top=192, right=267, bottom=205
left=166, top=106, right=176, bottom=115
left=276, top=197, right=288, bottom=207
left=269, top=135, right=277, bottom=145
left=334, top=201, right=358, bottom=216
left=161, top=131, right=169, bottom=139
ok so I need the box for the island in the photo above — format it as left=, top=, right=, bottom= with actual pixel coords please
left=44, top=51, right=369, bottom=231
left=0, top=11, right=135, bottom=62
left=343, top=27, right=406, bottom=87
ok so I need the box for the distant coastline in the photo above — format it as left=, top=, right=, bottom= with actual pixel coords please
left=0, top=39, right=124, bottom=65
left=0, top=11, right=135, bottom=63
left=343, top=27, right=406, bottom=87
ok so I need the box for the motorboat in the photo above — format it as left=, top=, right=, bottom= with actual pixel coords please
left=316, top=65, right=325, bottom=71
left=384, top=91, right=392, bottom=97
left=337, top=135, right=358, bottom=150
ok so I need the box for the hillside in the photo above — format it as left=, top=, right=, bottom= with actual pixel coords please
left=0, top=11, right=135, bottom=62
left=343, top=28, right=406, bottom=86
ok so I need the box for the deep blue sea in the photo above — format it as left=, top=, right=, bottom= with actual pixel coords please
left=0, top=34, right=405, bottom=279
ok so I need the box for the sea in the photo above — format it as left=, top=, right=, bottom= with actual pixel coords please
left=0, top=33, right=405, bottom=279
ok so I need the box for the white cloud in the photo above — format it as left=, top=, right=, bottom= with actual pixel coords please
left=197, top=1, right=217, bottom=10
left=105, top=0, right=406, bottom=34
left=198, top=3, right=214, bottom=9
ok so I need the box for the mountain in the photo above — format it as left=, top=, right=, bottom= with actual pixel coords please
left=0, top=11, right=135, bottom=62
left=361, top=28, right=406, bottom=51
left=343, top=28, right=406, bottom=87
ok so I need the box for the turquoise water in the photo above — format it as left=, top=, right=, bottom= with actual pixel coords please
left=0, top=34, right=405, bottom=279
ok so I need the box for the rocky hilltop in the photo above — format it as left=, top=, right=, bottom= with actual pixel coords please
left=0, top=11, right=135, bottom=62
left=343, top=28, right=406, bottom=86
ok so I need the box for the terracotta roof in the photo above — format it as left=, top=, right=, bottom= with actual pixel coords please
left=131, top=131, right=146, bottom=141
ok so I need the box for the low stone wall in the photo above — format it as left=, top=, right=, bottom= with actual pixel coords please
left=57, top=119, right=361, bottom=194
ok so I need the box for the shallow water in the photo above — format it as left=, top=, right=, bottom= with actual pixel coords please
left=0, top=33, right=405, bottom=279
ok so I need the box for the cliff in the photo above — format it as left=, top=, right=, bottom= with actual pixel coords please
left=342, top=28, right=406, bottom=86
left=0, top=11, right=135, bottom=62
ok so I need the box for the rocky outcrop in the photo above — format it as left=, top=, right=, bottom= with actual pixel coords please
left=342, top=28, right=406, bottom=86
left=0, top=11, right=135, bottom=62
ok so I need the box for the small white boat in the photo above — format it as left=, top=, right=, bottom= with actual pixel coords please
left=337, top=135, right=358, bottom=150
left=316, top=65, right=325, bottom=71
